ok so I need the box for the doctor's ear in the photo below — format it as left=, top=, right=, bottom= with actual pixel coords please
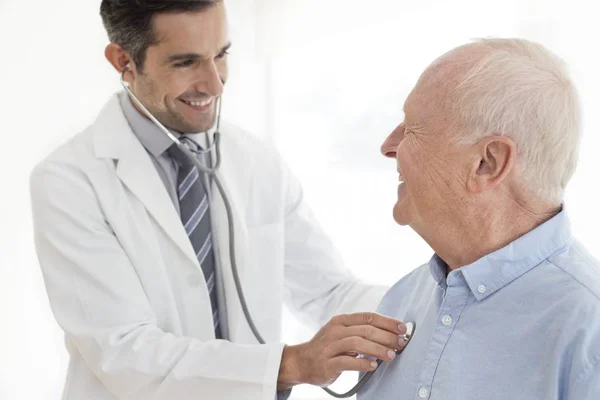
left=105, top=43, right=135, bottom=76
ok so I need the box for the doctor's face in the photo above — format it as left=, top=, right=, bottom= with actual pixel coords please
left=129, top=4, right=230, bottom=133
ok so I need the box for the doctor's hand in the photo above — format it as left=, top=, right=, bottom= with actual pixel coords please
left=277, top=312, right=407, bottom=390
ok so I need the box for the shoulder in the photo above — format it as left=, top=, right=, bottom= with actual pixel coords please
left=532, top=239, right=600, bottom=340
left=542, top=239, right=600, bottom=388
left=219, top=120, right=279, bottom=159
left=219, top=120, right=296, bottom=184
left=547, top=238, right=600, bottom=304
left=31, top=126, right=99, bottom=186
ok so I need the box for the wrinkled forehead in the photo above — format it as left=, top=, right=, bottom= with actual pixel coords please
left=403, top=44, right=490, bottom=131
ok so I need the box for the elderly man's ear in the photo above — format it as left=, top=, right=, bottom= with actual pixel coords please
left=466, top=136, right=517, bottom=193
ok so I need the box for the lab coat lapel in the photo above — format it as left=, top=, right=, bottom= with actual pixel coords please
left=93, top=93, right=199, bottom=267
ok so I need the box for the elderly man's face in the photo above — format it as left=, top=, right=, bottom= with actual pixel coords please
left=380, top=82, right=469, bottom=232
left=380, top=45, right=522, bottom=251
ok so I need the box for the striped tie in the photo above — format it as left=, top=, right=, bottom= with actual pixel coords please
left=168, top=136, right=222, bottom=339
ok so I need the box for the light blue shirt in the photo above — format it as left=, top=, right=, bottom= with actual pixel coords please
left=359, top=210, right=600, bottom=400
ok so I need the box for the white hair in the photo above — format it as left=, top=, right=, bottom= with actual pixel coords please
left=450, top=38, right=581, bottom=205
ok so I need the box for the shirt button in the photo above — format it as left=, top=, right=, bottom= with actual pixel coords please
left=478, top=285, right=487, bottom=294
left=418, top=387, right=429, bottom=398
left=442, top=315, right=452, bottom=326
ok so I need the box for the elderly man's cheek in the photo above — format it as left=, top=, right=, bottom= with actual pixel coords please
left=419, top=165, right=455, bottom=204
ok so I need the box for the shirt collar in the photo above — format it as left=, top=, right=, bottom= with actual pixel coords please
left=428, top=208, right=572, bottom=300
left=429, top=254, right=449, bottom=290
left=119, top=91, right=216, bottom=156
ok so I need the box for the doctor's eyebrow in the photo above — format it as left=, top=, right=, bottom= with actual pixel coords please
left=165, top=43, right=232, bottom=64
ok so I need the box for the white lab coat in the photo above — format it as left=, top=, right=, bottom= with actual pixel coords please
left=30, top=93, right=387, bottom=400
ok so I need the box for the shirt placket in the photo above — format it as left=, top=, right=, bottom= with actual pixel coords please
left=415, top=272, right=470, bottom=400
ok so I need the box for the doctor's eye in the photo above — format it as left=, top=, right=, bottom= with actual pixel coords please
left=174, top=59, right=195, bottom=68
left=216, top=50, right=229, bottom=59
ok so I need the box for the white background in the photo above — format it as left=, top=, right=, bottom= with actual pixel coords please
left=1, top=1, right=598, bottom=399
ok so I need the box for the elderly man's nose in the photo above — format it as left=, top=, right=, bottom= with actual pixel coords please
left=381, top=126, right=404, bottom=158
left=381, top=139, right=397, bottom=158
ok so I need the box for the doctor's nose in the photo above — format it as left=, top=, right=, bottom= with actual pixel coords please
left=380, top=123, right=406, bottom=159
left=195, top=61, right=225, bottom=97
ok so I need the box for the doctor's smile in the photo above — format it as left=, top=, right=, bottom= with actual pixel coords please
left=180, top=97, right=214, bottom=111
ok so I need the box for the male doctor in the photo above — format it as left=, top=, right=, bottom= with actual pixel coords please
left=29, top=1, right=409, bottom=399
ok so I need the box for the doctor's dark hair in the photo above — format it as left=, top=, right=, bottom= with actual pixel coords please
left=100, top=0, right=220, bottom=72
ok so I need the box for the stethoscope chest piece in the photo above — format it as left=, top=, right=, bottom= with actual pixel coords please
left=400, top=321, right=416, bottom=347
left=322, top=321, right=417, bottom=398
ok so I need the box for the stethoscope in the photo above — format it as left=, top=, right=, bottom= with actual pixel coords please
left=120, top=65, right=266, bottom=346
left=119, top=66, right=415, bottom=398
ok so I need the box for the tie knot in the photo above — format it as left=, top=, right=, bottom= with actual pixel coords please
left=168, top=136, right=202, bottom=168
left=179, top=135, right=202, bottom=152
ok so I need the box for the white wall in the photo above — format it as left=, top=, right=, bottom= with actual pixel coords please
left=1, top=1, right=598, bottom=399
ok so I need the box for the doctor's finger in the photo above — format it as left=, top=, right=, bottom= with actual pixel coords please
left=334, top=312, right=406, bottom=335
left=343, top=325, right=407, bottom=351
left=327, top=336, right=396, bottom=362
left=329, top=355, right=379, bottom=373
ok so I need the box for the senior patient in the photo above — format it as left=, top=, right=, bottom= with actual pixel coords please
left=360, top=38, right=600, bottom=399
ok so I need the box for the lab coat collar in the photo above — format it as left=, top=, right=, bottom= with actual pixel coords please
left=118, top=91, right=217, bottom=157
left=92, top=92, right=199, bottom=268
